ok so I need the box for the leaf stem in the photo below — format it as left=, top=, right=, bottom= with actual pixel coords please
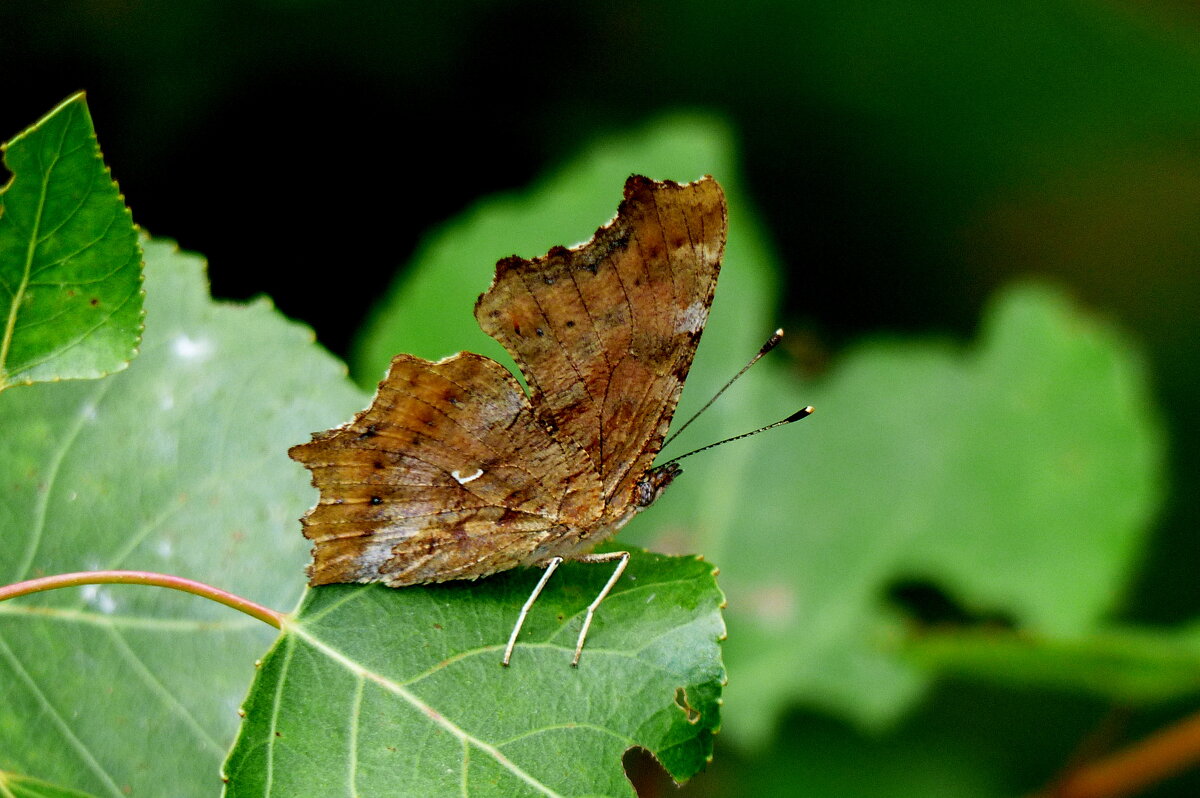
left=1028, top=707, right=1200, bottom=798
left=0, top=570, right=284, bottom=629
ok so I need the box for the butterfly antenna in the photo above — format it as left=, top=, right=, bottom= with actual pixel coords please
left=658, top=406, right=814, bottom=469
left=663, top=328, right=786, bottom=452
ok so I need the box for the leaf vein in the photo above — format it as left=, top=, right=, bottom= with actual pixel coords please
left=493, top=721, right=634, bottom=749
left=0, top=602, right=262, bottom=632
left=11, top=378, right=113, bottom=582
left=348, top=673, right=364, bottom=798
left=0, top=634, right=125, bottom=797
left=103, top=624, right=225, bottom=755
left=265, top=633, right=296, bottom=798
left=28, top=204, right=125, bottom=280
left=291, top=625, right=567, bottom=798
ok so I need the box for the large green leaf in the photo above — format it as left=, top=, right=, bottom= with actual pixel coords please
left=222, top=549, right=725, bottom=797
left=0, top=94, right=143, bottom=390
left=0, top=238, right=365, bottom=797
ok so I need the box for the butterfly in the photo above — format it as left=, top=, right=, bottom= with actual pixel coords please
left=290, top=175, right=727, bottom=665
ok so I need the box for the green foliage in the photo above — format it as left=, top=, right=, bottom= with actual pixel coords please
left=0, top=94, right=143, bottom=391
left=352, top=115, right=1173, bottom=748
left=0, top=114, right=731, bottom=796
left=0, top=239, right=364, bottom=796
left=222, top=550, right=725, bottom=797
left=0, top=105, right=1188, bottom=797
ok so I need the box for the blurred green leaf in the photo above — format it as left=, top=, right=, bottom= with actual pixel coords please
left=712, top=284, right=1164, bottom=742
left=222, top=549, right=725, bottom=797
left=0, top=238, right=365, bottom=797
left=0, top=94, right=143, bottom=391
left=0, top=770, right=98, bottom=798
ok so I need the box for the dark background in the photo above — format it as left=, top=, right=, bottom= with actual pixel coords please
left=4, top=1, right=1199, bottom=793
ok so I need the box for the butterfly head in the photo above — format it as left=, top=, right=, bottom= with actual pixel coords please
left=634, top=462, right=683, bottom=509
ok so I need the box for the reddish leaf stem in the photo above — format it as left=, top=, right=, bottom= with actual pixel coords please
left=0, top=570, right=284, bottom=629
left=1029, top=708, right=1200, bottom=798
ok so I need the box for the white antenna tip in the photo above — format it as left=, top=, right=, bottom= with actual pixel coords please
left=785, top=406, right=815, bottom=423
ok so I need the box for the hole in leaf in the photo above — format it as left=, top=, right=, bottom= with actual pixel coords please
left=623, top=746, right=676, bottom=796
left=674, top=686, right=700, bottom=724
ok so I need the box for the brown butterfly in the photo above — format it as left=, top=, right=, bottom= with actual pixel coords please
left=290, top=175, right=785, bottom=666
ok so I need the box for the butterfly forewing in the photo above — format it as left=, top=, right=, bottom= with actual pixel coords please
left=475, top=176, right=727, bottom=506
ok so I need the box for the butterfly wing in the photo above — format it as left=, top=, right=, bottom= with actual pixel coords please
left=289, top=352, right=602, bottom=585
left=475, top=175, right=727, bottom=506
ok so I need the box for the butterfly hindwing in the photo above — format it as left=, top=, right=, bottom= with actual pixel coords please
left=289, top=352, right=602, bottom=585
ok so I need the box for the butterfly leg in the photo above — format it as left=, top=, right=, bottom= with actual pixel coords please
left=502, top=556, right=564, bottom=666
left=569, top=550, right=630, bottom=667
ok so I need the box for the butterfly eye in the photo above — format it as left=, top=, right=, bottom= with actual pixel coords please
left=635, top=463, right=683, bottom=508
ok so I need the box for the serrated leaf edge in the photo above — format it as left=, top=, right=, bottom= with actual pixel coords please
left=0, top=92, right=145, bottom=390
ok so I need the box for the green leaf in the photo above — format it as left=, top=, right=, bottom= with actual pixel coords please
left=0, top=94, right=143, bottom=390
left=705, top=284, right=1164, bottom=742
left=0, top=238, right=365, bottom=798
left=222, top=549, right=725, bottom=797
left=0, top=770, right=98, bottom=798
